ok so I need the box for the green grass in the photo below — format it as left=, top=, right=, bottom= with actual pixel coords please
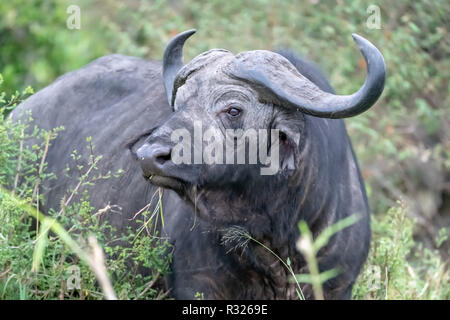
left=0, top=89, right=172, bottom=299
left=353, top=203, right=449, bottom=299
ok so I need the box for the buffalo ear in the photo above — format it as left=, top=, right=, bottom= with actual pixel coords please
left=278, top=130, right=296, bottom=171
left=271, top=125, right=301, bottom=172
left=269, top=111, right=304, bottom=172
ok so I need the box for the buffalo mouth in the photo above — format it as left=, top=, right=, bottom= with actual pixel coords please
left=144, top=174, right=186, bottom=191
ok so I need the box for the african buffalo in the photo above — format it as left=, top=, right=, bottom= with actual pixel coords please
left=11, top=30, right=385, bottom=299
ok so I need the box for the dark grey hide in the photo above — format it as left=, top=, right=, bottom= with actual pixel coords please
left=11, top=32, right=384, bottom=299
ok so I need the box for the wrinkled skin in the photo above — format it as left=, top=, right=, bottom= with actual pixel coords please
left=11, top=50, right=370, bottom=300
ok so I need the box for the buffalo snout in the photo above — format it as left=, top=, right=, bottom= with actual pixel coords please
left=137, top=143, right=172, bottom=178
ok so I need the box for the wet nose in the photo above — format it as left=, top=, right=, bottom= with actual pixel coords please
left=137, top=143, right=172, bottom=177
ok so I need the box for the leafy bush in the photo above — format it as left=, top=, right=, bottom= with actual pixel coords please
left=353, top=202, right=449, bottom=299
left=0, top=79, right=172, bottom=299
left=0, top=0, right=109, bottom=95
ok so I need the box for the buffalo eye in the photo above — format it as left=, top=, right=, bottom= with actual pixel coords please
left=226, top=107, right=241, bottom=117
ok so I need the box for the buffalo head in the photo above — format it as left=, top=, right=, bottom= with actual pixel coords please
left=136, top=30, right=385, bottom=226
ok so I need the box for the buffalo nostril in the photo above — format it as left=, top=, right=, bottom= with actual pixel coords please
left=137, top=143, right=172, bottom=178
left=155, top=151, right=171, bottom=165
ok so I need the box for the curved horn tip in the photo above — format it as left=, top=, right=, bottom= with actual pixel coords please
left=170, top=29, right=197, bottom=45
left=351, top=33, right=364, bottom=43
left=351, top=33, right=386, bottom=79
left=163, top=29, right=197, bottom=107
left=181, top=29, right=197, bottom=36
left=351, top=33, right=385, bottom=64
left=184, top=29, right=197, bottom=35
left=163, top=29, right=197, bottom=61
left=351, top=33, right=377, bottom=52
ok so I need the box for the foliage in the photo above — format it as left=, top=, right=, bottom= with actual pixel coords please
left=353, top=202, right=449, bottom=299
left=296, top=215, right=359, bottom=300
left=0, top=82, right=172, bottom=299
left=0, top=0, right=108, bottom=94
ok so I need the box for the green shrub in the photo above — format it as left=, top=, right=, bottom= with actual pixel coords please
left=0, top=78, right=172, bottom=299
left=353, top=202, right=449, bottom=299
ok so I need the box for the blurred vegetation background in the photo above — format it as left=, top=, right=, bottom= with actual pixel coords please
left=0, top=0, right=448, bottom=299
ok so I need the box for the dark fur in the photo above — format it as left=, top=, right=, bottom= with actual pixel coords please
left=11, top=51, right=370, bottom=300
